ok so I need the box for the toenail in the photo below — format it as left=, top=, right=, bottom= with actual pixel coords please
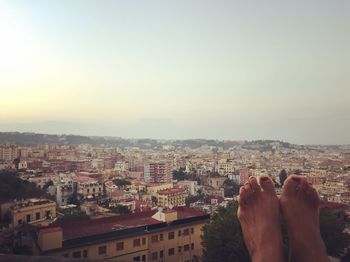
left=292, top=177, right=301, bottom=182
left=260, top=176, right=269, bottom=181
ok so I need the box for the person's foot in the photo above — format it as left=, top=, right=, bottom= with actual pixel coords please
left=280, top=175, right=328, bottom=262
left=238, top=176, right=284, bottom=262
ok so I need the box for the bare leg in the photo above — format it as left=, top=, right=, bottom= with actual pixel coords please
left=238, top=176, right=284, bottom=262
left=280, top=175, right=329, bottom=262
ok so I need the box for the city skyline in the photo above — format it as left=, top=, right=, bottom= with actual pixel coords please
left=1, top=1, right=350, bottom=144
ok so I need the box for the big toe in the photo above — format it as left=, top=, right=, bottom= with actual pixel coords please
left=259, top=176, right=275, bottom=194
left=283, top=175, right=304, bottom=196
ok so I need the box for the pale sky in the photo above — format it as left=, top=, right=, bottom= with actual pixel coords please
left=0, top=0, right=349, bottom=144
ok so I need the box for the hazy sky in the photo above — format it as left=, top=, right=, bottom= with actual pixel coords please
left=0, top=1, right=349, bottom=144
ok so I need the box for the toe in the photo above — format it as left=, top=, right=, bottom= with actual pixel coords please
left=259, top=176, right=275, bottom=193
left=239, top=186, right=248, bottom=206
left=244, top=182, right=254, bottom=195
left=283, top=175, right=302, bottom=195
left=249, top=176, right=261, bottom=192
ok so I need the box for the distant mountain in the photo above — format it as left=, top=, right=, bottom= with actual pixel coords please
left=0, top=131, right=344, bottom=151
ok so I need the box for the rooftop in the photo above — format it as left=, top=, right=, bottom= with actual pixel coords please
left=12, top=198, right=55, bottom=210
left=44, top=207, right=207, bottom=242
left=158, top=188, right=185, bottom=195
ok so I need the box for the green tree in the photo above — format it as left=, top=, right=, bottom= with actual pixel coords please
left=110, top=205, right=131, bottom=215
left=53, top=209, right=89, bottom=225
left=151, top=196, right=158, bottom=205
left=223, top=179, right=240, bottom=197
left=185, top=195, right=203, bottom=207
left=279, top=169, right=288, bottom=186
left=113, top=179, right=131, bottom=187
left=202, top=201, right=250, bottom=262
left=0, top=171, right=45, bottom=201
left=172, top=168, right=190, bottom=181
left=319, top=208, right=350, bottom=257
left=67, top=193, right=80, bottom=206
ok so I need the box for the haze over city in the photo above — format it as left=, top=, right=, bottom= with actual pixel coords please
left=1, top=1, right=349, bottom=144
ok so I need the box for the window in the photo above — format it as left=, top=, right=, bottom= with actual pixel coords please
left=142, top=255, right=146, bottom=261
left=183, top=228, right=189, bottom=235
left=142, top=237, right=146, bottom=245
left=178, top=246, right=182, bottom=253
left=133, top=238, right=141, bottom=247
left=116, top=242, right=124, bottom=251
left=36, top=212, right=40, bottom=220
left=98, top=245, right=106, bottom=255
left=184, top=244, right=190, bottom=251
left=72, top=251, right=81, bottom=258
left=191, top=228, right=194, bottom=234
left=191, top=243, right=194, bottom=250
left=160, top=250, right=164, bottom=258
left=159, top=233, right=163, bottom=241
left=151, top=252, right=158, bottom=260
left=18, top=219, right=22, bottom=225
left=83, top=250, right=88, bottom=258
left=133, top=256, right=141, bottom=261
left=63, top=253, right=69, bottom=258
left=168, top=231, right=174, bottom=240
left=87, top=189, right=90, bottom=193
left=178, top=230, right=182, bottom=236
left=168, top=248, right=175, bottom=256
left=46, top=210, right=51, bottom=218
left=93, top=188, right=96, bottom=192
left=26, top=214, right=31, bottom=222
left=151, top=235, right=158, bottom=243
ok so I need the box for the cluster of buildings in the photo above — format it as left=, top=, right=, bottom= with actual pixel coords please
left=0, top=140, right=349, bottom=260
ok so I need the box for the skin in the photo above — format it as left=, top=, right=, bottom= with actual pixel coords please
left=237, top=176, right=284, bottom=262
left=280, top=175, right=329, bottom=262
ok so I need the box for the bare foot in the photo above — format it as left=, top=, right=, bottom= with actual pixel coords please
left=238, top=176, right=284, bottom=262
left=280, top=175, right=328, bottom=262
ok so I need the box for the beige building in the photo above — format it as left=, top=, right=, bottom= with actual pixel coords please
left=20, top=173, right=59, bottom=189
left=9, top=199, right=56, bottom=228
left=147, top=183, right=173, bottom=199
left=208, top=176, right=226, bottom=189
left=217, top=160, right=235, bottom=176
left=34, top=208, right=209, bottom=262
left=0, top=144, right=18, bottom=161
left=157, top=188, right=186, bottom=208
left=72, top=175, right=103, bottom=199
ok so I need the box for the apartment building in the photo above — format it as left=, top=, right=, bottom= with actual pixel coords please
left=144, top=162, right=172, bottom=184
left=20, top=173, right=59, bottom=189
left=157, top=188, right=186, bottom=208
left=72, top=175, right=103, bottom=199
left=0, top=144, right=18, bottom=161
left=34, top=208, right=209, bottom=262
left=216, top=159, right=235, bottom=176
left=8, top=199, right=56, bottom=228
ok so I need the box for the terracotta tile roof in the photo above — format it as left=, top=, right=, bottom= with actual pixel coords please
left=40, top=227, right=62, bottom=234
left=60, top=211, right=159, bottom=240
